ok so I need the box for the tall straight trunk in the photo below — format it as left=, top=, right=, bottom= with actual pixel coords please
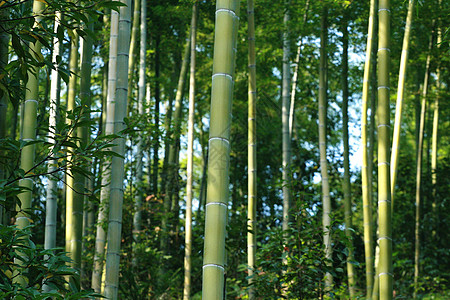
left=92, top=9, right=119, bottom=293
left=413, top=32, right=433, bottom=300
left=246, top=0, right=257, bottom=298
left=127, top=0, right=141, bottom=109
left=390, top=0, right=415, bottom=209
left=361, top=0, right=377, bottom=297
left=77, top=17, right=94, bottom=287
left=281, top=0, right=291, bottom=239
left=341, top=16, right=356, bottom=298
left=132, top=0, right=147, bottom=270
left=377, top=0, right=393, bottom=298
left=43, top=11, right=63, bottom=293
left=202, top=1, right=239, bottom=298
left=13, top=0, right=44, bottom=287
left=318, top=6, right=332, bottom=291
left=65, top=32, right=80, bottom=286
left=104, top=0, right=132, bottom=297
left=289, top=0, right=310, bottom=137
left=161, top=34, right=190, bottom=253
left=431, top=12, right=441, bottom=240
left=183, top=2, right=198, bottom=300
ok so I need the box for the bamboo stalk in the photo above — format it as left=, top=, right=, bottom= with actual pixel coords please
left=13, top=0, right=45, bottom=287
left=92, top=8, right=119, bottom=293
left=247, top=0, right=257, bottom=298
left=282, top=0, right=291, bottom=242
left=390, top=0, right=415, bottom=210
left=341, top=15, right=356, bottom=298
left=132, top=0, right=147, bottom=270
left=183, top=3, right=198, bottom=299
left=377, top=0, right=393, bottom=298
left=413, top=31, right=433, bottom=300
left=361, top=0, right=376, bottom=295
left=104, top=0, right=132, bottom=297
left=319, top=6, right=332, bottom=292
left=202, top=1, right=240, bottom=298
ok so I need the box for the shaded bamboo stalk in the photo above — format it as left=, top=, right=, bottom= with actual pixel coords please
left=341, top=15, right=356, bottom=297
left=414, top=31, right=433, bottom=300
left=431, top=0, right=442, bottom=241
left=132, top=0, right=147, bottom=270
left=201, top=1, right=240, bottom=298
left=361, top=0, right=377, bottom=297
left=281, top=0, right=291, bottom=240
left=13, top=0, right=45, bottom=287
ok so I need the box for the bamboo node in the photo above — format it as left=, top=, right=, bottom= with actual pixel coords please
left=216, top=8, right=238, bottom=18
left=378, top=272, right=393, bottom=277
left=206, top=202, right=227, bottom=208
left=377, top=236, right=392, bottom=241
left=203, top=263, right=225, bottom=271
left=212, top=72, right=233, bottom=80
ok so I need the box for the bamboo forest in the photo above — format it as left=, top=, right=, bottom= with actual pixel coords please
left=0, top=0, right=449, bottom=299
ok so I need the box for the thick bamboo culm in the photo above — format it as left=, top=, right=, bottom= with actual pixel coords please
left=92, top=9, right=119, bottom=293
left=202, top=1, right=239, bottom=299
left=247, top=0, right=257, bottom=299
left=361, top=0, right=376, bottom=297
left=104, top=0, right=132, bottom=298
left=377, top=0, right=393, bottom=298
left=390, top=0, right=415, bottom=210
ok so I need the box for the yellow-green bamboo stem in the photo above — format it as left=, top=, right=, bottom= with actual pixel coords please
left=319, top=6, right=332, bottom=291
left=104, top=0, right=132, bottom=298
left=341, top=16, right=356, bottom=298
left=92, top=9, right=119, bottom=293
left=390, top=0, right=415, bottom=210
left=202, top=1, right=239, bottom=299
left=281, top=1, right=291, bottom=237
left=183, top=4, right=198, bottom=299
left=13, top=0, right=44, bottom=287
left=65, top=32, right=79, bottom=263
left=132, top=0, right=147, bottom=270
left=377, top=0, right=393, bottom=298
left=413, top=32, right=433, bottom=300
left=361, top=0, right=376, bottom=297
left=246, top=0, right=257, bottom=298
